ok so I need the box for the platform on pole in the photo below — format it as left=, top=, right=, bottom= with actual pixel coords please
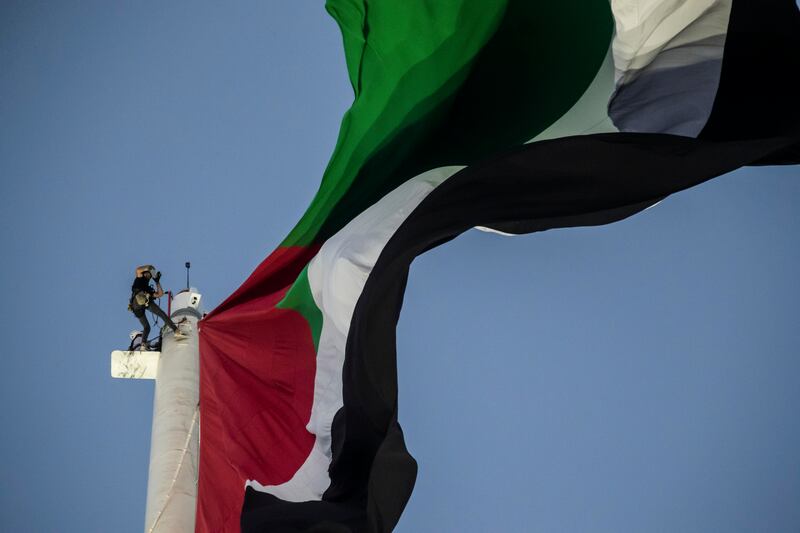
left=111, top=350, right=160, bottom=380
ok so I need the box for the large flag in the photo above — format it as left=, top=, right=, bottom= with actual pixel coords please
left=197, top=1, right=800, bottom=531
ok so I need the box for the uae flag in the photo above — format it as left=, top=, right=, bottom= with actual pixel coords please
left=197, top=1, right=800, bottom=531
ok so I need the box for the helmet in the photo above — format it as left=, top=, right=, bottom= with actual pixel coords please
left=130, top=330, right=143, bottom=340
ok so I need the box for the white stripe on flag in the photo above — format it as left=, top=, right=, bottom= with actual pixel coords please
left=246, top=166, right=462, bottom=501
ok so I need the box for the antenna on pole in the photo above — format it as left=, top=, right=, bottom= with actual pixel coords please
left=185, top=261, right=191, bottom=290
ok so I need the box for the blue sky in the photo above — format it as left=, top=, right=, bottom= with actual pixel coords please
left=1, top=2, right=799, bottom=532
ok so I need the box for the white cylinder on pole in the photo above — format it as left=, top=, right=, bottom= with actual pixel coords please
left=143, top=289, right=202, bottom=533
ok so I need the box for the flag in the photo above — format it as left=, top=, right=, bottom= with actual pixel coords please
left=197, top=1, right=800, bottom=531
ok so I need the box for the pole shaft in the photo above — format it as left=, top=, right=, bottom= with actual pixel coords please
left=143, top=292, right=200, bottom=533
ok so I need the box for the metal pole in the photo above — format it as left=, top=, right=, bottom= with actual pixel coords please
left=143, top=290, right=202, bottom=533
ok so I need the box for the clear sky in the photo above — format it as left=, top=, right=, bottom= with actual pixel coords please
left=1, top=2, right=799, bottom=532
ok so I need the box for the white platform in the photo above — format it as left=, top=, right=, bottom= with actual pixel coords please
left=111, top=350, right=160, bottom=379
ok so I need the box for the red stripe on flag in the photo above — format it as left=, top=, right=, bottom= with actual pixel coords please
left=197, top=245, right=321, bottom=533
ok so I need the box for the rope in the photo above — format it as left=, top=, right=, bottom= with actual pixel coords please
left=147, top=403, right=200, bottom=533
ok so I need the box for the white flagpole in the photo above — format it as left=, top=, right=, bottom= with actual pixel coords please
left=143, top=289, right=202, bottom=533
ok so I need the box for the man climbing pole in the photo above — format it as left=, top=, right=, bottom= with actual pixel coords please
left=129, top=264, right=185, bottom=349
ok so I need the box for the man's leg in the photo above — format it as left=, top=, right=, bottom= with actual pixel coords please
left=136, top=312, right=151, bottom=344
left=147, top=301, right=178, bottom=332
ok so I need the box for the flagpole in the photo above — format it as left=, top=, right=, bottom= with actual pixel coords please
left=143, top=289, right=202, bottom=533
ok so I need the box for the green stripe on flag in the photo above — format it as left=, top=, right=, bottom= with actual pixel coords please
left=283, top=0, right=613, bottom=248
left=276, top=265, right=323, bottom=351
left=283, top=0, right=507, bottom=247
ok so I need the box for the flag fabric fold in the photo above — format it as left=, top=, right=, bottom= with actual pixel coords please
left=196, top=1, right=800, bottom=531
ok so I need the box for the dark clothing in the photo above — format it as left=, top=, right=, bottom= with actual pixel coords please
left=133, top=299, right=177, bottom=343
left=130, top=275, right=155, bottom=316
left=130, top=275, right=177, bottom=343
left=132, top=276, right=155, bottom=295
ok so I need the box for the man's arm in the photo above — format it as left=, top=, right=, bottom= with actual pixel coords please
left=153, top=282, right=165, bottom=298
